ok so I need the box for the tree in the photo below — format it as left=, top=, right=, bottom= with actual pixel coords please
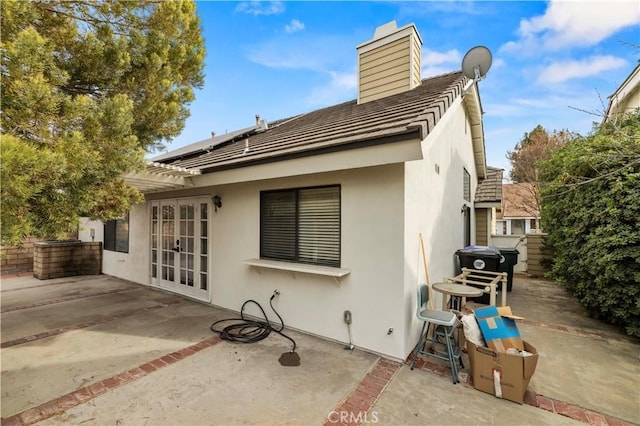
left=506, top=125, right=571, bottom=217
left=539, top=111, right=640, bottom=337
left=1, top=0, right=205, bottom=245
left=508, top=125, right=572, bottom=183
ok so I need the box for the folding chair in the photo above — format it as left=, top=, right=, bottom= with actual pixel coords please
left=410, top=284, right=463, bottom=384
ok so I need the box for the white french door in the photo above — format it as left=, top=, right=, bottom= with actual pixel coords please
left=150, top=198, right=210, bottom=302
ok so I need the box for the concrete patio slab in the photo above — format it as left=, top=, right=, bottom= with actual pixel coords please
left=1, top=276, right=137, bottom=312
left=1, top=300, right=226, bottom=417
left=1, top=287, right=182, bottom=343
left=1, top=274, right=638, bottom=426
left=41, top=331, right=378, bottom=425
left=523, top=322, right=639, bottom=422
left=372, top=364, right=583, bottom=425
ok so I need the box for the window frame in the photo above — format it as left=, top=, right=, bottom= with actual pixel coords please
left=260, top=185, right=341, bottom=268
left=463, top=168, right=471, bottom=202
left=104, top=212, right=130, bottom=253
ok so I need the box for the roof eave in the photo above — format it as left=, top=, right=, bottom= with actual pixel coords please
left=605, top=63, right=640, bottom=119
left=198, top=129, right=422, bottom=174
left=462, top=80, right=487, bottom=180
left=475, top=201, right=501, bottom=208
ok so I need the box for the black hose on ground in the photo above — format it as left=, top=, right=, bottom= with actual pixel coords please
left=210, top=294, right=297, bottom=353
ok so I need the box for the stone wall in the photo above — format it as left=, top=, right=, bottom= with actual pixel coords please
left=33, top=241, right=102, bottom=280
left=0, top=236, right=38, bottom=275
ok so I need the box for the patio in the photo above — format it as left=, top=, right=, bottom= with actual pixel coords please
left=1, top=274, right=637, bottom=425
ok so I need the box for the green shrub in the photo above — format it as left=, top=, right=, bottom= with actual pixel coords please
left=540, top=111, right=640, bottom=337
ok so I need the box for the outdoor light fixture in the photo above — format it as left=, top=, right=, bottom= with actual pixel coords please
left=213, top=195, right=222, bottom=212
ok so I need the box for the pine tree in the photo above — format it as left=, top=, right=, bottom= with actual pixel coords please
left=1, top=0, right=205, bottom=244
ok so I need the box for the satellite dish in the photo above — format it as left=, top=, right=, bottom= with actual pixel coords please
left=461, top=46, right=492, bottom=81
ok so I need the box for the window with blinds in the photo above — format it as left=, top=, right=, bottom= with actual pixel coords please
left=463, top=168, right=471, bottom=202
left=260, top=185, right=341, bottom=267
left=104, top=212, right=129, bottom=253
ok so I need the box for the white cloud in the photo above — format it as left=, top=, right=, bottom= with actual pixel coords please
left=246, top=41, right=324, bottom=69
left=305, top=70, right=357, bottom=107
left=327, top=71, right=357, bottom=90
left=397, top=1, right=491, bottom=17
left=501, top=0, right=640, bottom=53
left=492, top=58, right=506, bottom=70
left=537, top=55, right=627, bottom=84
left=421, top=48, right=461, bottom=77
left=245, top=34, right=358, bottom=107
left=285, top=19, right=305, bottom=34
left=235, top=1, right=284, bottom=16
left=423, top=48, right=461, bottom=65
left=484, top=89, right=610, bottom=121
left=245, top=35, right=356, bottom=71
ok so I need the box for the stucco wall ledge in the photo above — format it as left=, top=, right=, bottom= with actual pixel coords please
left=244, top=258, right=351, bottom=285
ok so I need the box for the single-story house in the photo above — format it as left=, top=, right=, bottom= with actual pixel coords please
left=495, top=183, right=541, bottom=236
left=80, top=21, right=500, bottom=360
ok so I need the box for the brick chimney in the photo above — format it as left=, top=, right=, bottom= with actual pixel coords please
left=357, top=21, right=422, bottom=104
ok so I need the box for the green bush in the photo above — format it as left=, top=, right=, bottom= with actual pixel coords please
left=540, top=111, right=640, bottom=337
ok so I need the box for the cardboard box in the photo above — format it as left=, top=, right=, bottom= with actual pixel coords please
left=474, top=306, right=525, bottom=352
left=467, top=340, right=538, bottom=404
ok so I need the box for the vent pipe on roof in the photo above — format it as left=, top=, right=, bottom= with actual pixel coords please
left=255, top=114, right=269, bottom=132
left=243, top=138, right=250, bottom=154
left=211, top=131, right=215, bottom=138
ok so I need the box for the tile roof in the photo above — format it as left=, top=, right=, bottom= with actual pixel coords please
left=158, top=71, right=469, bottom=172
left=499, top=183, right=539, bottom=218
left=475, top=166, right=503, bottom=203
left=151, top=125, right=259, bottom=162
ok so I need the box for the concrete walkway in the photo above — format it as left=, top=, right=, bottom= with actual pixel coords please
left=0, top=274, right=637, bottom=425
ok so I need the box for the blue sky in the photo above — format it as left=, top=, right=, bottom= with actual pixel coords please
left=165, top=1, right=640, bottom=178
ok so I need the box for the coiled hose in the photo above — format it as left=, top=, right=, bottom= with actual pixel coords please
left=210, top=294, right=297, bottom=353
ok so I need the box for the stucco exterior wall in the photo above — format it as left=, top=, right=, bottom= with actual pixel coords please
left=621, top=89, right=640, bottom=113
left=78, top=218, right=104, bottom=245
left=97, top=102, right=480, bottom=360
left=403, top=97, right=478, bottom=356
left=490, top=235, right=527, bottom=273
left=608, top=65, right=640, bottom=117
left=95, top=205, right=150, bottom=284
left=122, top=164, right=407, bottom=359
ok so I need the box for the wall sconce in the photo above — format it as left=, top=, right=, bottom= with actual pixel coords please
left=213, top=195, right=222, bottom=212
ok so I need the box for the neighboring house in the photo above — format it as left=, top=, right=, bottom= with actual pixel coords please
left=495, top=183, right=541, bottom=236
left=605, top=62, right=640, bottom=120
left=83, top=21, right=497, bottom=360
left=473, top=167, right=503, bottom=246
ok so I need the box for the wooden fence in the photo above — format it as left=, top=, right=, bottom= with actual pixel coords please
left=526, top=233, right=553, bottom=277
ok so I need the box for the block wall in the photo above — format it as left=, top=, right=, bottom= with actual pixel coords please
left=33, top=241, right=102, bottom=280
left=0, top=237, right=38, bottom=275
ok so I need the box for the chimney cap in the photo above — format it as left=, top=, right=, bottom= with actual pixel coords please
left=373, top=21, right=398, bottom=39
left=357, top=21, right=422, bottom=50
